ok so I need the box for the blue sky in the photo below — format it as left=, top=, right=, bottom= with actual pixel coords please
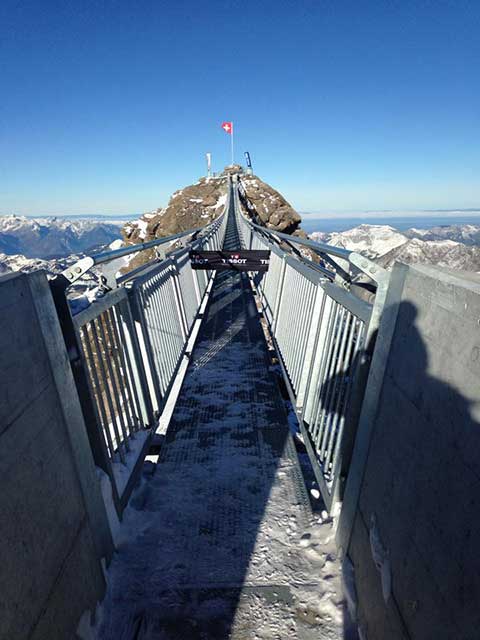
left=1, top=0, right=479, bottom=216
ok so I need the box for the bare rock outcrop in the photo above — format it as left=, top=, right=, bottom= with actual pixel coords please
left=120, top=168, right=304, bottom=272
left=121, top=175, right=229, bottom=271
left=238, top=174, right=301, bottom=234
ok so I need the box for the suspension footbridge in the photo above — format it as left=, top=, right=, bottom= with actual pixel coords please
left=2, top=174, right=479, bottom=640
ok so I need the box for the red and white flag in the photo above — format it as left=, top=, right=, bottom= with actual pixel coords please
left=221, top=121, right=233, bottom=134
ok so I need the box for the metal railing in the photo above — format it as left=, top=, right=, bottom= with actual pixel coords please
left=51, top=173, right=387, bottom=514
left=123, top=222, right=224, bottom=416
left=52, top=191, right=229, bottom=513
left=235, top=183, right=390, bottom=510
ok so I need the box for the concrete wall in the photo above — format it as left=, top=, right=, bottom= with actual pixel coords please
left=0, top=271, right=113, bottom=640
left=339, top=264, right=480, bottom=640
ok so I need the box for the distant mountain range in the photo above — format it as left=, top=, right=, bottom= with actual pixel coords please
left=0, top=252, right=72, bottom=277
left=2, top=202, right=480, bottom=281
left=1, top=213, right=136, bottom=222
left=310, top=223, right=480, bottom=272
left=0, top=215, right=123, bottom=259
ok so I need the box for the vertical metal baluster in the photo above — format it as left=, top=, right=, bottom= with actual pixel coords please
left=290, top=273, right=304, bottom=391
left=165, top=271, right=183, bottom=380
left=146, top=275, right=164, bottom=390
left=116, top=299, right=151, bottom=428
left=297, top=284, right=326, bottom=417
left=96, top=313, right=131, bottom=454
left=283, top=268, right=296, bottom=380
left=170, top=272, right=187, bottom=358
left=322, top=310, right=354, bottom=468
left=272, top=257, right=287, bottom=337
left=277, top=266, right=290, bottom=375
left=147, top=275, right=169, bottom=394
left=148, top=276, right=169, bottom=394
left=162, top=276, right=179, bottom=380
left=132, top=283, right=163, bottom=412
left=318, top=306, right=348, bottom=459
left=327, top=316, right=361, bottom=483
left=104, top=306, right=134, bottom=436
left=153, top=275, right=172, bottom=393
left=293, top=278, right=315, bottom=393
left=310, top=301, right=339, bottom=445
left=192, top=265, right=202, bottom=306
left=108, top=305, right=141, bottom=432
left=90, top=318, right=126, bottom=463
left=171, top=258, right=189, bottom=339
left=81, top=323, right=116, bottom=459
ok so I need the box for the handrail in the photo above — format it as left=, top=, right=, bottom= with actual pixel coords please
left=90, top=228, right=203, bottom=265
left=249, top=220, right=353, bottom=261
left=50, top=186, right=231, bottom=515
left=233, top=179, right=391, bottom=509
left=61, top=213, right=226, bottom=286
left=235, top=185, right=389, bottom=287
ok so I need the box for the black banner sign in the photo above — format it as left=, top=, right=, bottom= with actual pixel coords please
left=189, top=250, right=270, bottom=272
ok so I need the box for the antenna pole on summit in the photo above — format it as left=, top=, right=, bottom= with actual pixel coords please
left=231, top=122, right=234, bottom=165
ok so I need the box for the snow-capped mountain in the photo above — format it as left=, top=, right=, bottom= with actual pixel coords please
left=0, top=252, right=72, bottom=276
left=405, top=224, right=480, bottom=245
left=0, top=215, right=122, bottom=259
left=0, top=216, right=127, bottom=315
left=311, top=225, right=407, bottom=259
left=310, top=223, right=480, bottom=272
left=378, top=238, right=480, bottom=271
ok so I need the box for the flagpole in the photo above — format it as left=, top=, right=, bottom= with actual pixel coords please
left=231, top=122, right=234, bottom=165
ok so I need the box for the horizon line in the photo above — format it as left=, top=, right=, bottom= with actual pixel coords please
left=301, top=209, right=480, bottom=219
left=1, top=208, right=480, bottom=220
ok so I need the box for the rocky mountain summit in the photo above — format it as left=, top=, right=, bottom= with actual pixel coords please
left=121, top=167, right=303, bottom=271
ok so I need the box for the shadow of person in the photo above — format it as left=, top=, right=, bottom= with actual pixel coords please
left=333, top=299, right=480, bottom=639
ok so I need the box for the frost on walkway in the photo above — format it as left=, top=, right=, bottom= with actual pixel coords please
left=94, top=220, right=356, bottom=639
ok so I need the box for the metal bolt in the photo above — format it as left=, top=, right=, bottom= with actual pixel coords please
left=362, top=261, right=368, bottom=268
left=75, top=267, right=82, bottom=273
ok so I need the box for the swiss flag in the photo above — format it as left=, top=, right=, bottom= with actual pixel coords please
left=221, top=121, right=233, bottom=134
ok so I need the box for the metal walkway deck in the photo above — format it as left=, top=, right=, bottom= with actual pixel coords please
left=95, top=198, right=352, bottom=639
